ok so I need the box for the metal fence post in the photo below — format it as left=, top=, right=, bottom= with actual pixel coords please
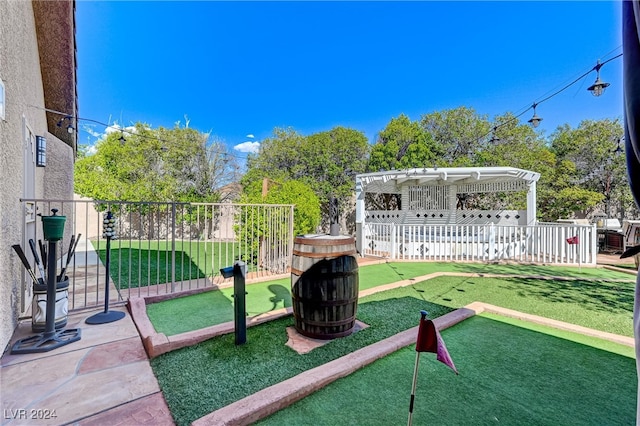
left=233, top=261, right=247, bottom=345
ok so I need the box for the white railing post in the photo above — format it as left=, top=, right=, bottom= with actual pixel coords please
left=391, top=223, right=396, bottom=260
left=488, top=223, right=496, bottom=261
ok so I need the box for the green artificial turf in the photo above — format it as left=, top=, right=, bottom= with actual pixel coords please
left=93, top=239, right=242, bottom=288
left=146, top=278, right=291, bottom=335
left=256, top=315, right=636, bottom=425
left=150, top=273, right=635, bottom=425
left=93, top=239, right=635, bottom=290
left=147, top=262, right=635, bottom=336
left=151, top=296, right=454, bottom=426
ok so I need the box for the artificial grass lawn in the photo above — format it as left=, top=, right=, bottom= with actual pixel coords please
left=150, top=271, right=636, bottom=425
left=256, top=314, right=636, bottom=426
left=93, top=239, right=634, bottom=290
left=93, top=239, right=241, bottom=288
left=147, top=262, right=635, bottom=337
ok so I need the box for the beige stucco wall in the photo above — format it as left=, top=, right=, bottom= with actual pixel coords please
left=0, top=1, right=75, bottom=353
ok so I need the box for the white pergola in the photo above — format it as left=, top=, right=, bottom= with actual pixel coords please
left=355, top=166, right=541, bottom=254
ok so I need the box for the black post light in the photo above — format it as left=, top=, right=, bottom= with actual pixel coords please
left=86, top=211, right=125, bottom=324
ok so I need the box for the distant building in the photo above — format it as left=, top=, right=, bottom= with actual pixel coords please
left=0, top=0, right=77, bottom=352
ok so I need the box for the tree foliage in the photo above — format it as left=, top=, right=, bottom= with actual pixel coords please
left=74, top=123, right=238, bottom=203
left=368, top=114, right=438, bottom=172
left=365, top=109, right=629, bottom=221
left=420, top=106, right=492, bottom=166
left=239, top=178, right=320, bottom=236
left=242, top=126, right=369, bottom=225
left=549, top=119, right=627, bottom=217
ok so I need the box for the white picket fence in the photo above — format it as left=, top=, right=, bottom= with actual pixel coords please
left=362, top=222, right=597, bottom=265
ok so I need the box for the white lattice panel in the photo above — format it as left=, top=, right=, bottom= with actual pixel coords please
left=457, top=181, right=527, bottom=193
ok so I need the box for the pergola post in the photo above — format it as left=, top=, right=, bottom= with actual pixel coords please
left=526, top=181, right=537, bottom=226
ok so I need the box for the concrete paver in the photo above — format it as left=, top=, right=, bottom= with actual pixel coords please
left=0, top=307, right=173, bottom=426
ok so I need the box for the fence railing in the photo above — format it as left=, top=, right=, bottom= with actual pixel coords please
left=21, top=199, right=295, bottom=312
left=362, top=222, right=597, bottom=265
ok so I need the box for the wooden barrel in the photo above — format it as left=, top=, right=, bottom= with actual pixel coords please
left=291, top=235, right=359, bottom=339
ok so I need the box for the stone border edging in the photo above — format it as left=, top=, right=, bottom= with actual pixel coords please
left=191, top=301, right=633, bottom=426
left=128, top=296, right=293, bottom=358
left=191, top=307, right=476, bottom=426
left=129, top=269, right=636, bottom=358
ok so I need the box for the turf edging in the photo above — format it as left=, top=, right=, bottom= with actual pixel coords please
left=130, top=269, right=636, bottom=358
left=191, top=301, right=634, bottom=426
left=128, top=296, right=294, bottom=358
left=191, top=306, right=476, bottom=426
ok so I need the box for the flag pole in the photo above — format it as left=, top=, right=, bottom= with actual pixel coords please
left=408, top=349, right=421, bottom=426
left=408, top=310, right=428, bottom=426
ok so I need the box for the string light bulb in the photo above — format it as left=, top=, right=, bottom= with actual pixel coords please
left=527, top=103, right=543, bottom=128
left=56, top=115, right=75, bottom=134
left=587, top=59, right=610, bottom=97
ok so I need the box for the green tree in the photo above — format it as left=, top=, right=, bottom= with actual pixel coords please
left=368, top=114, right=439, bottom=172
left=243, top=126, right=369, bottom=226
left=549, top=119, right=628, bottom=219
left=239, top=178, right=320, bottom=236
left=419, top=106, right=491, bottom=166
left=237, top=178, right=320, bottom=269
left=74, top=123, right=236, bottom=203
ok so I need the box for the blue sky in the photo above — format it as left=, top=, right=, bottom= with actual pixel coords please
left=76, top=1, right=623, bottom=159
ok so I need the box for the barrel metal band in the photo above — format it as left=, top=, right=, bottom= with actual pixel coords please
left=291, top=250, right=357, bottom=259
left=293, top=315, right=355, bottom=327
left=294, top=236, right=355, bottom=245
left=291, top=294, right=358, bottom=306
left=291, top=270, right=359, bottom=278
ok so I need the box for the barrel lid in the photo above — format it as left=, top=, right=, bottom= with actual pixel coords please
left=294, top=234, right=355, bottom=244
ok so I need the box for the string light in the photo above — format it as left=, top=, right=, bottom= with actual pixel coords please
left=32, top=52, right=624, bottom=160
left=527, top=103, right=543, bottom=128
left=56, top=116, right=75, bottom=134
left=29, top=105, right=250, bottom=160
left=587, top=59, right=611, bottom=97
left=472, top=53, right=622, bottom=140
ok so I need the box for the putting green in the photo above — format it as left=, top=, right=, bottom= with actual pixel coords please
left=256, top=314, right=636, bottom=425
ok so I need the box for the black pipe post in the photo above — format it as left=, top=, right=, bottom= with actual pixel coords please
left=233, top=260, right=247, bottom=345
left=329, top=196, right=340, bottom=236
left=43, top=239, right=58, bottom=337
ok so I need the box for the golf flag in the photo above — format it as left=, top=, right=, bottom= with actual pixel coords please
left=566, top=235, right=579, bottom=245
left=416, top=312, right=458, bottom=374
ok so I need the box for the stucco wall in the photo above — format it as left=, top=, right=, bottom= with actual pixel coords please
left=0, top=1, right=74, bottom=353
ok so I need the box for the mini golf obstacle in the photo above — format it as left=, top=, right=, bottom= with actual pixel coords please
left=12, top=209, right=81, bottom=354
left=290, top=197, right=360, bottom=340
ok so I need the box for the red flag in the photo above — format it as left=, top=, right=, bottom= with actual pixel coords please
left=416, top=313, right=458, bottom=374
left=566, top=235, right=579, bottom=245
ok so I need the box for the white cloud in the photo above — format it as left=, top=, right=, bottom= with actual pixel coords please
left=233, top=141, right=261, bottom=153
left=246, top=134, right=255, bottom=139
left=85, top=144, right=98, bottom=156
